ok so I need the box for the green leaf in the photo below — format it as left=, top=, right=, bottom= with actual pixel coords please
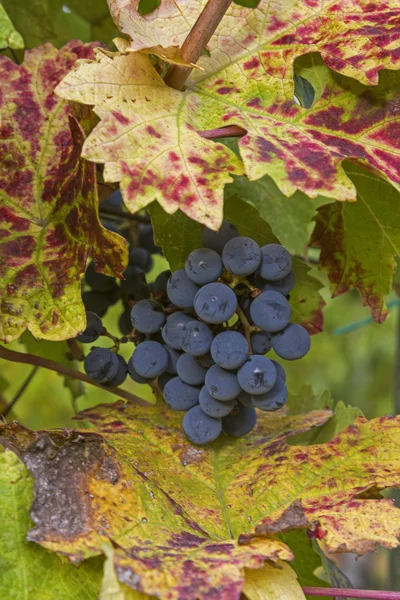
left=312, top=540, right=353, bottom=593
left=0, top=3, right=23, bottom=49
left=311, top=163, right=400, bottom=323
left=225, top=175, right=331, bottom=256
left=223, top=195, right=325, bottom=334
left=0, top=450, right=103, bottom=600
left=149, top=203, right=202, bottom=271
left=280, top=531, right=328, bottom=600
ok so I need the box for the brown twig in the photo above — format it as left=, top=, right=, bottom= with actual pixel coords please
left=0, top=346, right=150, bottom=407
left=164, top=0, right=233, bottom=90
left=1, top=366, right=38, bottom=417
left=302, top=588, right=400, bottom=599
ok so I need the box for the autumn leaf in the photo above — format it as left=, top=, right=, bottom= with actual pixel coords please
left=311, top=163, right=400, bottom=323
left=56, top=40, right=243, bottom=229
left=0, top=4, right=23, bottom=50
left=108, top=0, right=400, bottom=86
left=0, top=450, right=103, bottom=600
left=2, top=400, right=400, bottom=598
left=56, top=7, right=400, bottom=226
left=0, top=42, right=128, bottom=343
left=243, top=561, right=306, bottom=600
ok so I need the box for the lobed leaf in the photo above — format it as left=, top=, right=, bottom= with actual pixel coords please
left=2, top=401, right=400, bottom=597
left=311, top=163, right=400, bottom=323
left=0, top=42, right=128, bottom=342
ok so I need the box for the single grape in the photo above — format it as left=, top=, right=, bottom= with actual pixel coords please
left=271, top=359, right=286, bottom=382
left=130, top=299, right=165, bottom=334
left=222, top=404, right=257, bottom=438
left=105, top=355, right=128, bottom=387
left=239, top=296, right=253, bottom=323
left=211, top=331, right=248, bottom=370
left=180, top=321, right=213, bottom=357
left=161, top=312, right=193, bottom=350
left=82, top=291, right=114, bottom=317
left=258, top=270, right=296, bottom=296
left=199, top=386, right=235, bottom=418
left=252, top=376, right=288, bottom=411
left=183, top=405, right=222, bottom=445
left=185, top=248, right=223, bottom=285
left=194, top=282, right=237, bottom=324
left=250, top=290, right=291, bottom=332
left=153, top=270, right=171, bottom=295
left=164, top=345, right=180, bottom=374
left=222, top=236, right=261, bottom=276
left=237, top=390, right=253, bottom=407
left=84, top=348, right=119, bottom=384
left=118, top=308, right=132, bottom=336
left=158, top=372, right=174, bottom=392
left=139, top=222, right=162, bottom=254
left=129, top=247, right=153, bottom=272
left=85, top=262, right=117, bottom=293
left=131, top=341, right=168, bottom=378
left=77, top=311, right=103, bottom=343
left=167, top=269, right=199, bottom=309
left=272, top=323, right=311, bottom=360
left=251, top=331, right=272, bottom=355
left=202, top=220, right=239, bottom=254
left=100, top=188, right=123, bottom=212
left=237, top=355, right=277, bottom=395
left=128, top=359, right=149, bottom=383
left=163, top=377, right=200, bottom=411
left=177, top=353, right=209, bottom=386
left=205, top=364, right=241, bottom=401
left=258, top=244, right=292, bottom=281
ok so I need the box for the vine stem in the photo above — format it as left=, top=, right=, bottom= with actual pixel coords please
left=99, top=207, right=150, bottom=223
left=236, top=306, right=255, bottom=354
left=1, top=366, right=38, bottom=417
left=164, top=0, right=232, bottom=90
left=302, top=588, right=400, bottom=599
left=0, top=346, right=150, bottom=407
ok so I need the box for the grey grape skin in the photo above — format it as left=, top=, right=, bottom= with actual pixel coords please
left=131, top=341, right=169, bottom=379
left=222, top=236, right=261, bottom=276
left=250, top=330, right=272, bottom=355
left=205, top=364, right=242, bottom=401
left=250, top=290, right=291, bottom=332
left=252, top=377, right=288, bottom=411
left=202, top=220, right=239, bottom=254
left=179, top=321, right=213, bottom=356
left=183, top=405, right=222, bottom=445
left=194, top=282, right=238, bottom=324
left=77, top=311, right=103, bottom=343
left=177, top=353, right=208, bottom=386
left=272, top=323, right=311, bottom=360
left=162, top=312, right=193, bottom=350
left=222, top=404, right=257, bottom=437
left=84, top=347, right=120, bottom=383
left=237, top=355, right=277, bottom=395
left=164, top=345, right=180, bottom=374
left=257, top=270, right=296, bottom=296
left=105, top=355, right=128, bottom=387
left=163, top=377, right=200, bottom=411
left=258, top=243, right=292, bottom=281
left=130, top=299, right=165, bottom=334
left=199, top=386, right=236, bottom=418
left=166, top=269, right=199, bottom=309
left=185, top=248, right=223, bottom=285
left=210, top=331, right=249, bottom=370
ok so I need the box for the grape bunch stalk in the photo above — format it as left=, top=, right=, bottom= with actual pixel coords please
left=78, top=213, right=311, bottom=445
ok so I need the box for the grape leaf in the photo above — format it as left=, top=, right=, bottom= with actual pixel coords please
left=225, top=175, right=332, bottom=257
left=243, top=561, right=305, bottom=600
left=56, top=41, right=244, bottom=230
left=0, top=404, right=331, bottom=599
left=0, top=42, right=128, bottom=343
left=0, top=450, right=103, bottom=600
left=0, top=3, right=24, bottom=50
left=56, top=13, right=400, bottom=225
left=311, top=163, right=400, bottom=323
left=3, top=402, right=400, bottom=598
left=223, top=196, right=325, bottom=334
left=108, top=0, right=400, bottom=86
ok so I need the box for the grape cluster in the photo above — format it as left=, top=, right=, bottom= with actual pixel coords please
left=78, top=209, right=311, bottom=445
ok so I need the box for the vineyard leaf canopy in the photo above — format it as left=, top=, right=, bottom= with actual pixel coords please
left=311, top=161, right=400, bottom=323
left=56, top=2, right=400, bottom=228
left=0, top=4, right=24, bottom=50
left=2, top=402, right=400, bottom=598
left=0, top=42, right=128, bottom=343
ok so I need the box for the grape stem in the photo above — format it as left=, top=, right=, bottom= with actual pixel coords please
left=1, top=366, right=39, bottom=417
left=99, top=207, right=150, bottom=224
left=164, top=0, right=232, bottom=90
left=0, top=346, right=151, bottom=408
left=236, top=306, right=257, bottom=355
left=302, top=587, right=400, bottom=599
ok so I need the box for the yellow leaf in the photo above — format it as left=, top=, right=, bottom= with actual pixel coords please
left=243, top=561, right=306, bottom=600
left=101, top=546, right=155, bottom=600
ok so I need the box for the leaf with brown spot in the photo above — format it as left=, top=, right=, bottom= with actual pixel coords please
left=3, top=402, right=400, bottom=596
left=0, top=42, right=128, bottom=343
left=311, top=163, right=400, bottom=323
left=0, top=403, right=333, bottom=599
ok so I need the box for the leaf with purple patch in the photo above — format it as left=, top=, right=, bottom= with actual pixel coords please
left=311, top=163, right=400, bottom=323
left=0, top=42, right=128, bottom=343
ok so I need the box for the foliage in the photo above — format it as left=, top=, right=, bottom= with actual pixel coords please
left=1, top=0, right=400, bottom=597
